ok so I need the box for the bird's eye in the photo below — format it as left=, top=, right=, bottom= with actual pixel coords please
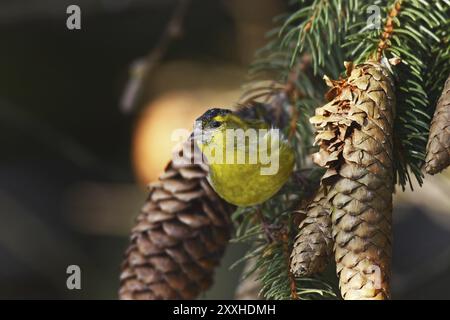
left=210, top=121, right=221, bottom=128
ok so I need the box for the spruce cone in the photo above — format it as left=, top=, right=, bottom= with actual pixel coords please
left=290, top=187, right=333, bottom=277
left=119, top=139, right=234, bottom=300
left=310, top=62, right=395, bottom=300
left=425, top=74, right=450, bottom=175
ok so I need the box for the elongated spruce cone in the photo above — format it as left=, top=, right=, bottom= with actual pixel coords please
left=425, top=74, right=450, bottom=175
left=290, top=187, right=333, bottom=277
left=311, top=62, right=395, bottom=300
left=119, top=139, right=234, bottom=300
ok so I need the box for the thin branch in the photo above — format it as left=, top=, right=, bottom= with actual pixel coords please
left=376, top=0, right=402, bottom=61
left=120, top=0, right=191, bottom=113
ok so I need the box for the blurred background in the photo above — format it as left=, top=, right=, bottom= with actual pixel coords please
left=0, top=0, right=449, bottom=299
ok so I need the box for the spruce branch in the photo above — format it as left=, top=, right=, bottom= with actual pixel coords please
left=375, top=0, right=402, bottom=61
left=345, top=0, right=450, bottom=189
left=231, top=167, right=337, bottom=300
left=280, top=0, right=363, bottom=75
left=233, top=0, right=449, bottom=300
left=231, top=3, right=348, bottom=300
left=235, top=257, right=264, bottom=300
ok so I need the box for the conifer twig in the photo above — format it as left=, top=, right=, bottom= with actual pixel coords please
left=120, top=0, right=190, bottom=113
left=376, top=0, right=402, bottom=61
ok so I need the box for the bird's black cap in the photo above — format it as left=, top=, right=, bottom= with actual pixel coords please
left=196, top=108, right=232, bottom=123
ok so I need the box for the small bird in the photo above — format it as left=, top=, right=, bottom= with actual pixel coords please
left=192, top=108, right=295, bottom=207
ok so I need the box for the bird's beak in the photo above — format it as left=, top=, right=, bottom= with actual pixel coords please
left=192, top=120, right=203, bottom=141
left=192, top=120, right=213, bottom=146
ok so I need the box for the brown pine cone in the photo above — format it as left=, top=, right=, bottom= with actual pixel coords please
left=119, top=138, right=234, bottom=300
left=310, top=62, right=395, bottom=300
left=425, top=74, right=450, bottom=175
left=290, top=187, right=333, bottom=277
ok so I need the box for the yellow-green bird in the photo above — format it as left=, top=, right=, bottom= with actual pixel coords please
left=193, top=108, right=295, bottom=207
